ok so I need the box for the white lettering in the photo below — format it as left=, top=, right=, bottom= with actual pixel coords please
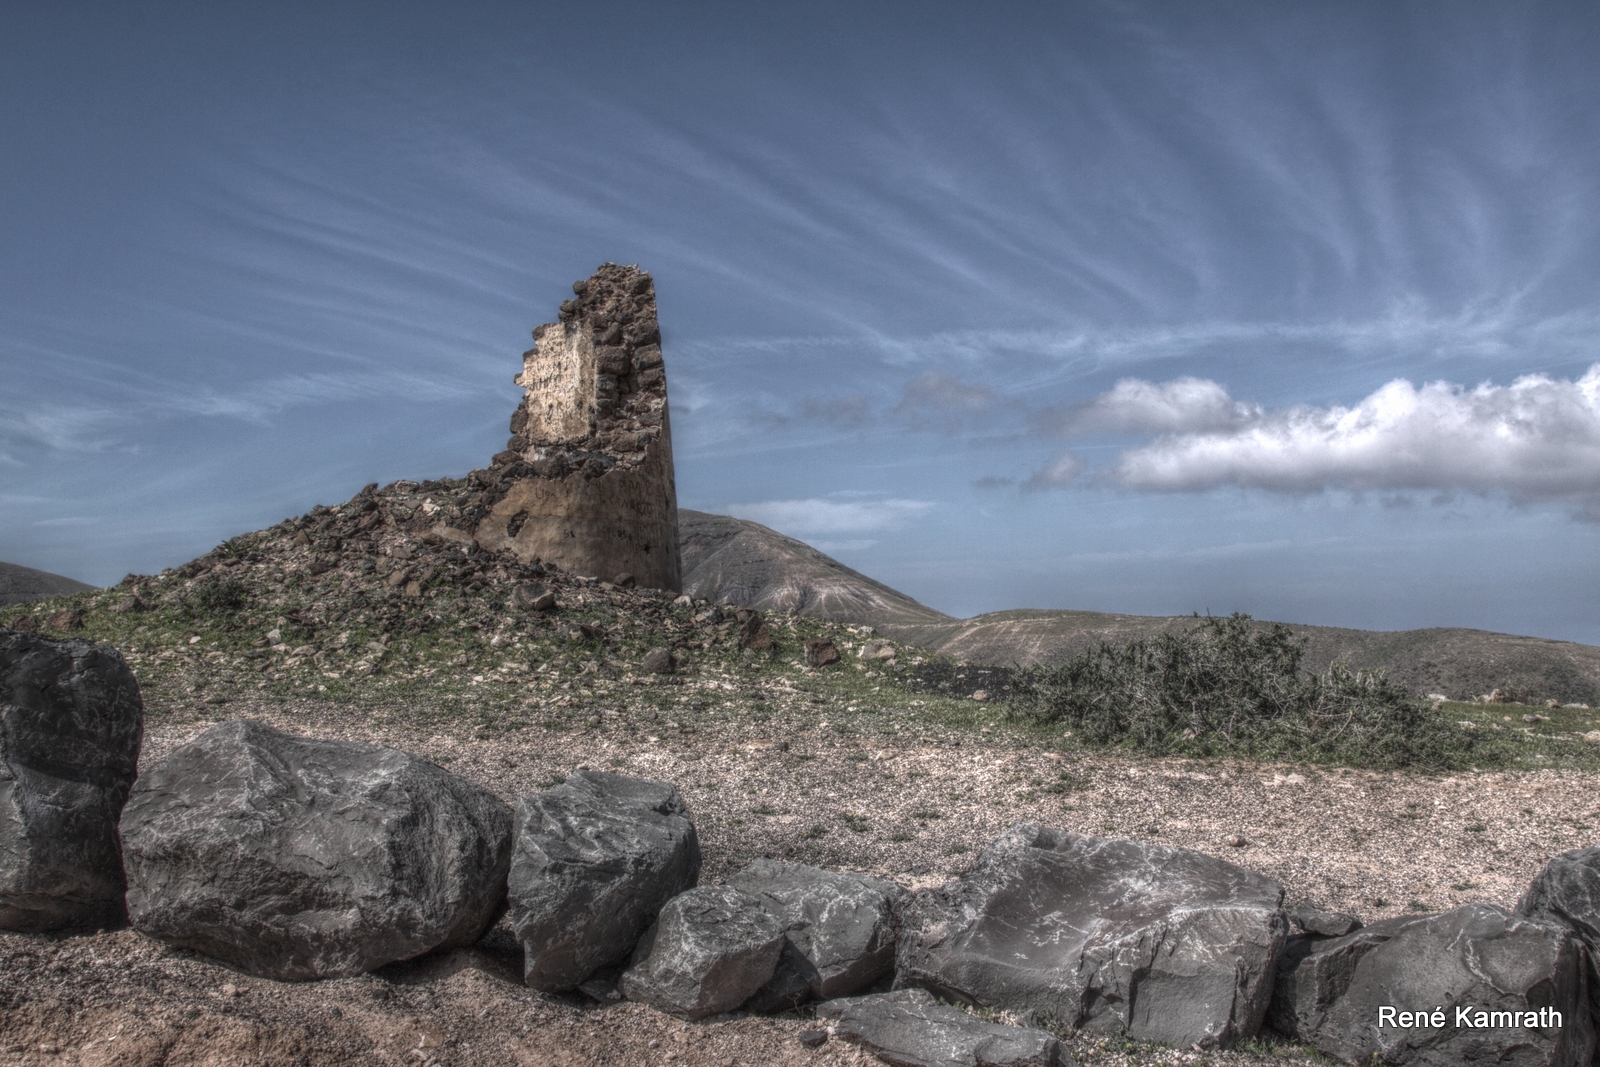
left=1457, top=1005, right=1472, bottom=1027
left=1430, top=1008, right=1445, bottom=1027
left=1379, top=1006, right=1397, bottom=1027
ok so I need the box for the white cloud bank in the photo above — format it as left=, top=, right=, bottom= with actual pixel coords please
left=1041, top=376, right=1260, bottom=435
left=1089, top=365, right=1600, bottom=513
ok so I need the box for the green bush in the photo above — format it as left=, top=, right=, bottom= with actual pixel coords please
left=1010, top=614, right=1474, bottom=770
left=185, top=575, right=248, bottom=615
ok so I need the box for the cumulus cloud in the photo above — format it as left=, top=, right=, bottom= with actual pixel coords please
left=1038, top=376, right=1260, bottom=435
left=722, top=497, right=936, bottom=536
left=1105, top=365, right=1600, bottom=513
left=1024, top=453, right=1085, bottom=491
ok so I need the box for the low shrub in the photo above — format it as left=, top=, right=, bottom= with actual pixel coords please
left=1009, top=614, right=1475, bottom=770
left=185, top=576, right=249, bottom=616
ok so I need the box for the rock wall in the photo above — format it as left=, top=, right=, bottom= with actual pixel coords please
left=476, top=264, right=681, bottom=591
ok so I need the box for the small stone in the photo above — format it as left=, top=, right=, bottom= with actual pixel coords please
left=804, top=639, right=840, bottom=668
left=671, top=595, right=693, bottom=609
left=612, top=573, right=636, bottom=588
left=643, top=647, right=675, bottom=674
left=1584, top=731, right=1600, bottom=745
left=971, top=690, right=989, bottom=702
left=775, top=740, right=790, bottom=752
left=511, top=583, right=556, bottom=612
left=797, top=1029, right=828, bottom=1048
left=1224, top=834, right=1248, bottom=848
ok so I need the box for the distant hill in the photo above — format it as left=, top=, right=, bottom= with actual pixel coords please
left=0, top=561, right=95, bottom=607
left=678, top=510, right=951, bottom=626
left=678, top=513, right=1600, bottom=705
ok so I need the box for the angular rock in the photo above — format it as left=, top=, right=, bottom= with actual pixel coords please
left=1267, top=915, right=1424, bottom=1040
left=509, top=770, right=700, bottom=991
left=642, top=647, right=675, bottom=674
left=1287, top=901, right=1362, bottom=937
left=1289, top=904, right=1594, bottom=1066
left=1518, top=846, right=1600, bottom=982
left=894, top=823, right=1286, bottom=1050
left=1, top=633, right=143, bottom=932
left=511, top=582, right=556, bottom=612
left=738, top=612, right=773, bottom=651
left=818, top=988, right=1070, bottom=1067
left=620, top=884, right=784, bottom=1019
left=805, top=639, right=840, bottom=667
left=119, top=720, right=513, bottom=980
left=729, top=858, right=902, bottom=1008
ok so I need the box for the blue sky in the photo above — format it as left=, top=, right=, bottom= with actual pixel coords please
left=5, top=1, right=1600, bottom=642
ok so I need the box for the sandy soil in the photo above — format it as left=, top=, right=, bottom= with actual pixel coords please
left=4, top=698, right=1597, bottom=1067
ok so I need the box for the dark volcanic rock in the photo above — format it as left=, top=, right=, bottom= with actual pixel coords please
left=893, top=823, right=1286, bottom=1050
left=0, top=633, right=143, bottom=932
left=620, top=884, right=784, bottom=1020
left=817, top=988, right=1070, bottom=1067
left=1518, top=846, right=1600, bottom=992
left=1267, top=915, right=1424, bottom=1041
left=1289, top=904, right=1594, bottom=1066
left=804, top=638, right=840, bottom=668
left=119, top=720, right=513, bottom=980
left=729, top=858, right=901, bottom=1007
left=1286, top=901, right=1362, bottom=937
left=508, top=770, right=700, bottom=992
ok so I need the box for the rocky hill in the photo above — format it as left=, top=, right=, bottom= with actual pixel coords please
left=0, top=561, right=95, bottom=607
left=675, top=513, right=1600, bottom=705
left=679, top=510, right=950, bottom=626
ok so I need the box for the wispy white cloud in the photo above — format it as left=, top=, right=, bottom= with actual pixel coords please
left=1023, top=453, right=1086, bottom=491
left=723, top=497, right=935, bottom=536
left=1103, top=365, right=1600, bottom=515
left=1036, top=376, right=1259, bottom=435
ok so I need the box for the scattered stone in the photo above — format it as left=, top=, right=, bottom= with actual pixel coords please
left=1286, top=901, right=1361, bottom=937
left=730, top=858, right=902, bottom=1008
left=612, top=573, right=635, bottom=588
left=1, top=633, right=144, bottom=932
left=970, top=689, right=989, bottom=702
left=1282, top=904, right=1594, bottom=1066
left=6, top=615, right=37, bottom=633
left=41, top=610, right=84, bottom=632
left=620, top=884, right=784, bottom=1020
left=511, top=582, right=556, bottom=611
left=857, top=639, right=896, bottom=662
left=804, top=639, right=840, bottom=668
left=894, top=823, right=1285, bottom=1050
left=508, top=771, right=700, bottom=992
left=738, top=612, right=773, bottom=651
left=1583, top=730, right=1600, bottom=745
left=818, top=988, right=1071, bottom=1067
left=796, top=1029, right=828, bottom=1049
left=642, top=647, right=675, bottom=674
left=1224, top=833, right=1249, bottom=847
left=120, top=720, right=513, bottom=980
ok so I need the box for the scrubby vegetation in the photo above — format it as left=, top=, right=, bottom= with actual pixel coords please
left=1010, top=614, right=1480, bottom=770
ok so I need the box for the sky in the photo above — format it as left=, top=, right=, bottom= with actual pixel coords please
left=4, top=1, right=1600, bottom=643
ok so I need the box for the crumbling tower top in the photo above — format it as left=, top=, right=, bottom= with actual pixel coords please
left=474, top=264, right=681, bottom=590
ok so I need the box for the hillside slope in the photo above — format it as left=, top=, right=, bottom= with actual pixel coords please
left=0, top=561, right=95, bottom=606
left=679, top=509, right=950, bottom=626
left=676, top=513, right=1600, bottom=705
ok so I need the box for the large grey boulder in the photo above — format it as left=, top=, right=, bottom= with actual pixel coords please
left=119, top=720, right=513, bottom=980
left=817, top=988, right=1071, bottom=1067
left=1283, top=904, right=1594, bottom=1066
left=1518, top=846, right=1600, bottom=1013
left=1, top=633, right=143, bottom=932
left=508, top=770, right=700, bottom=991
left=893, top=823, right=1286, bottom=1050
left=730, top=858, right=903, bottom=1010
left=620, top=884, right=784, bottom=1019
left=1267, top=915, right=1426, bottom=1040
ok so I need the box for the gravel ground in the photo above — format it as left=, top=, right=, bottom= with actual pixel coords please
left=5, top=696, right=1597, bottom=1067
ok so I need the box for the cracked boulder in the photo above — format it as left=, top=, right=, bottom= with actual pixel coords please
left=1, top=633, right=144, bottom=932
left=120, top=720, right=513, bottom=980
left=508, top=770, right=700, bottom=991
left=1282, top=904, right=1594, bottom=1066
left=620, top=884, right=784, bottom=1019
left=893, top=823, right=1286, bottom=1050
left=817, top=988, right=1071, bottom=1067
left=729, top=858, right=902, bottom=1010
left=1518, top=846, right=1600, bottom=1015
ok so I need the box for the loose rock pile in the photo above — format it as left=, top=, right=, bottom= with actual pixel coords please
left=4, top=630, right=1600, bottom=1067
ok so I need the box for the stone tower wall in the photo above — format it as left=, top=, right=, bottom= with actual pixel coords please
left=474, top=264, right=681, bottom=590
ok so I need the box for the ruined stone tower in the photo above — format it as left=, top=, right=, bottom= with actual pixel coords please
left=474, top=264, right=681, bottom=590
